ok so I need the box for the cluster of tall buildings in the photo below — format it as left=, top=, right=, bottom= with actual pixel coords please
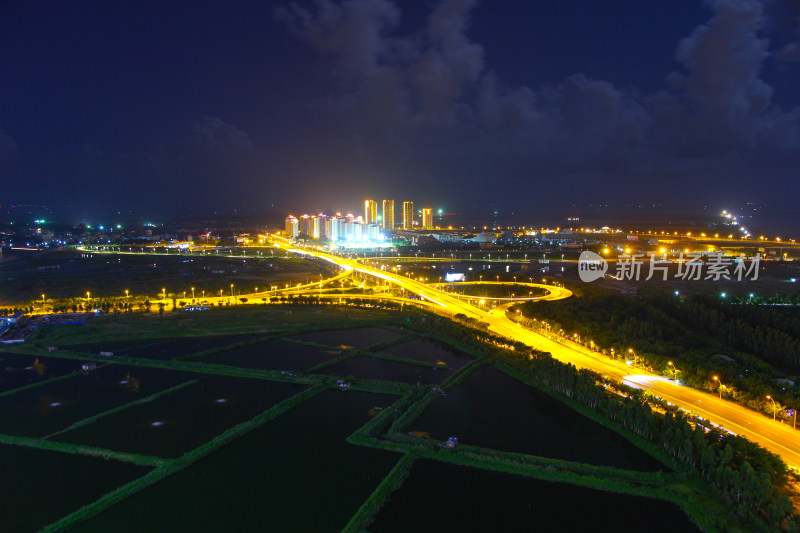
left=284, top=213, right=382, bottom=243
left=285, top=198, right=435, bottom=244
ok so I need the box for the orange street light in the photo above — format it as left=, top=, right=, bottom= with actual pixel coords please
left=713, top=376, right=724, bottom=399
left=667, top=361, right=677, bottom=380
left=767, top=395, right=777, bottom=420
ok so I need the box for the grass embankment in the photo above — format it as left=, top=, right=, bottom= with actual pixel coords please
left=0, top=364, right=111, bottom=398
left=346, top=378, right=410, bottom=395
left=304, top=350, right=361, bottom=373
left=342, top=313, right=759, bottom=532
left=2, top=305, right=781, bottom=531
left=0, top=434, right=165, bottom=467
left=372, top=360, right=484, bottom=443
left=368, top=351, right=447, bottom=369
left=24, top=306, right=395, bottom=347
left=362, top=331, right=418, bottom=352
left=438, top=359, right=485, bottom=389
left=492, top=358, right=775, bottom=531
left=493, top=360, right=681, bottom=472
left=345, top=385, right=731, bottom=531
left=347, top=393, right=419, bottom=448
left=0, top=345, right=319, bottom=386
left=44, top=380, right=198, bottom=439
left=39, top=383, right=328, bottom=533
left=180, top=322, right=404, bottom=362
left=178, top=332, right=291, bottom=361
left=280, top=336, right=347, bottom=351
left=341, top=453, right=416, bottom=533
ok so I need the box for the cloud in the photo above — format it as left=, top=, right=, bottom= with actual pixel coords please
left=0, top=129, right=19, bottom=159
left=276, top=0, right=400, bottom=79
left=775, top=41, right=800, bottom=63
left=410, top=0, right=483, bottom=119
left=666, top=0, right=772, bottom=144
left=277, top=0, right=486, bottom=129
left=189, top=115, right=253, bottom=156
left=278, top=0, right=800, bottom=202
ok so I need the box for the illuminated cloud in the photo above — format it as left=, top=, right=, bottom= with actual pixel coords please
left=279, top=0, right=800, bottom=197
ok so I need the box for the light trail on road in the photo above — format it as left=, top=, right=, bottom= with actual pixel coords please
left=273, top=237, right=800, bottom=470
left=77, top=239, right=800, bottom=470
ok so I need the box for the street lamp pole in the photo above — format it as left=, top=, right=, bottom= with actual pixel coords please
left=713, top=376, right=723, bottom=399
left=767, top=395, right=777, bottom=420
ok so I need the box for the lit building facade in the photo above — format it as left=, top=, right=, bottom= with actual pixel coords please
left=382, top=199, right=394, bottom=230
left=403, top=201, right=414, bottom=229
left=364, top=200, right=378, bottom=225
left=312, top=215, right=326, bottom=240
left=299, top=215, right=312, bottom=237
left=285, top=197, right=408, bottom=247
left=421, top=208, right=433, bottom=230
left=285, top=216, right=299, bottom=238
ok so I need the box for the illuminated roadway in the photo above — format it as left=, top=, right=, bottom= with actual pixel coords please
left=275, top=238, right=800, bottom=470
left=76, top=240, right=800, bottom=469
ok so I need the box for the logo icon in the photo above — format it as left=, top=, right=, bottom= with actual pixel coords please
left=578, top=251, right=608, bottom=282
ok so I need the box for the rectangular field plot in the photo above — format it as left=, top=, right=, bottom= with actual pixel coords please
left=73, top=390, right=400, bottom=533
left=318, top=356, right=451, bottom=384
left=407, top=365, right=664, bottom=470
left=67, top=333, right=265, bottom=360
left=0, top=352, right=83, bottom=393
left=200, top=339, right=340, bottom=371
left=0, top=444, right=149, bottom=532
left=374, top=337, right=473, bottom=368
left=56, top=376, right=305, bottom=457
left=369, top=460, right=698, bottom=533
left=0, top=365, right=191, bottom=437
left=288, top=326, right=402, bottom=349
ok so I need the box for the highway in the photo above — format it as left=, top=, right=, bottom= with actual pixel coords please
left=75, top=239, right=800, bottom=469
left=276, top=239, right=800, bottom=470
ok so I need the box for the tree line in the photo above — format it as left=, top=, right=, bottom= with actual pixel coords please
left=398, top=306, right=796, bottom=530
left=519, top=287, right=800, bottom=421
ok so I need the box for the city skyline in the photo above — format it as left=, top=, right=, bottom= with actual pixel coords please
left=282, top=195, right=455, bottom=244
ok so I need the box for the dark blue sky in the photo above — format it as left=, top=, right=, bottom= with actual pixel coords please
left=2, top=0, right=799, bottom=220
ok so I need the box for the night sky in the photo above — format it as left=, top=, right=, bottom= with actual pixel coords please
left=2, top=0, right=800, bottom=221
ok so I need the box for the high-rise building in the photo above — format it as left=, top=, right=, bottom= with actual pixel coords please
left=299, top=215, right=312, bottom=237
left=312, top=215, right=325, bottom=240
left=403, top=201, right=414, bottom=230
left=381, top=199, right=394, bottom=230
left=421, top=208, right=433, bottom=230
left=285, top=216, right=299, bottom=238
left=365, top=200, right=378, bottom=225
